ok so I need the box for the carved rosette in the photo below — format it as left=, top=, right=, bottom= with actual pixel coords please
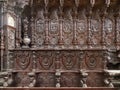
left=83, top=51, right=103, bottom=70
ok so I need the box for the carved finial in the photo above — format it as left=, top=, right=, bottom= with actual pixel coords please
left=60, top=0, right=64, bottom=7
left=105, top=0, right=110, bottom=7
left=75, top=0, right=79, bottom=7
left=50, top=9, right=58, bottom=20
left=90, top=0, right=95, bottom=7
left=44, top=0, right=49, bottom=7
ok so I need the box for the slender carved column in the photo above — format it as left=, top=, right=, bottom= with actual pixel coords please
left=101, top=0, right=110, bottom=48
left=87, top=7, right=92, bottom=48
left=72, top=0, right=79, bottom=45
left=44, top=0, right=49, bottom=45
left=115, top=8, right=120, bottom=50
left=87, top=0, right=95, bottom=48
left=0, top=1, right=5, bottom=71
left=58, top=0, right=64, bottom=45
left=16, top=15, right=22, bottom=48
left=30, top=0, right=36, bottom=48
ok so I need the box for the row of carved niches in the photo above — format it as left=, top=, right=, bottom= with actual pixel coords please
left=9, top=50, right=106, bottom=71
left=28, top=8, right=120, bottom=49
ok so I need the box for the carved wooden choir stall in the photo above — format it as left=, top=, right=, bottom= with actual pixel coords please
left=0, top=0, right=120, bottom=89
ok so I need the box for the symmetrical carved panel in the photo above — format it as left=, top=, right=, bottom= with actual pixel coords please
left=36, top=51, right=55, bottom=70
left=103, top=18, right=114, bottom=46
left=35, top=19, right=45, bottom=47
left=61, top=51, right=79, bottom=70
left=8, top=29, right=15, bottom=49
left=88, top=19, right=101, bottom=47
left=63, top=20, right=73, bottom=46
left=12, top=51, right=33, bottom=70
left=81, top=51, right=104, bottom=70
left=76, top=19, right=87, bottom=45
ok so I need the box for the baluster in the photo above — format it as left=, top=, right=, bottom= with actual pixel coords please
left=55, top=69, right=61, bottom=87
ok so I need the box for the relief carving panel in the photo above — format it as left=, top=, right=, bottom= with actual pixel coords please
left=36, top=51, right=55, bottom=70
left=81, top=51, right=104, bottom=70
left=89, top=19, right=101, bottom=46
left=13, top=51, right=32, bottom=70
left=103, top=18, right=114, bottom=46
left=63, top=20, right=73, bottom=45
left=76, top=20, right=87, bottom=45
left=35, top=19, right=45, bottom=46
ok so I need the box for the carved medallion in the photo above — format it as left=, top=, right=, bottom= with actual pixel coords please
left=62, top=52, right=76, bottom=69
left=85, top=55, right=99, bottom=69
left=16, top=52, right=31, bottom=70
left=38, top=52, right=53, bottom=69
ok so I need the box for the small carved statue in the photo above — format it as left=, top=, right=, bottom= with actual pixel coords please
left=80, top=70, right=88, bottom=87
left=104, top=79, right=114, bottom=87
left=28, top=72, right=36, bottom=87
left=3, top=72, right=13, bottom=87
